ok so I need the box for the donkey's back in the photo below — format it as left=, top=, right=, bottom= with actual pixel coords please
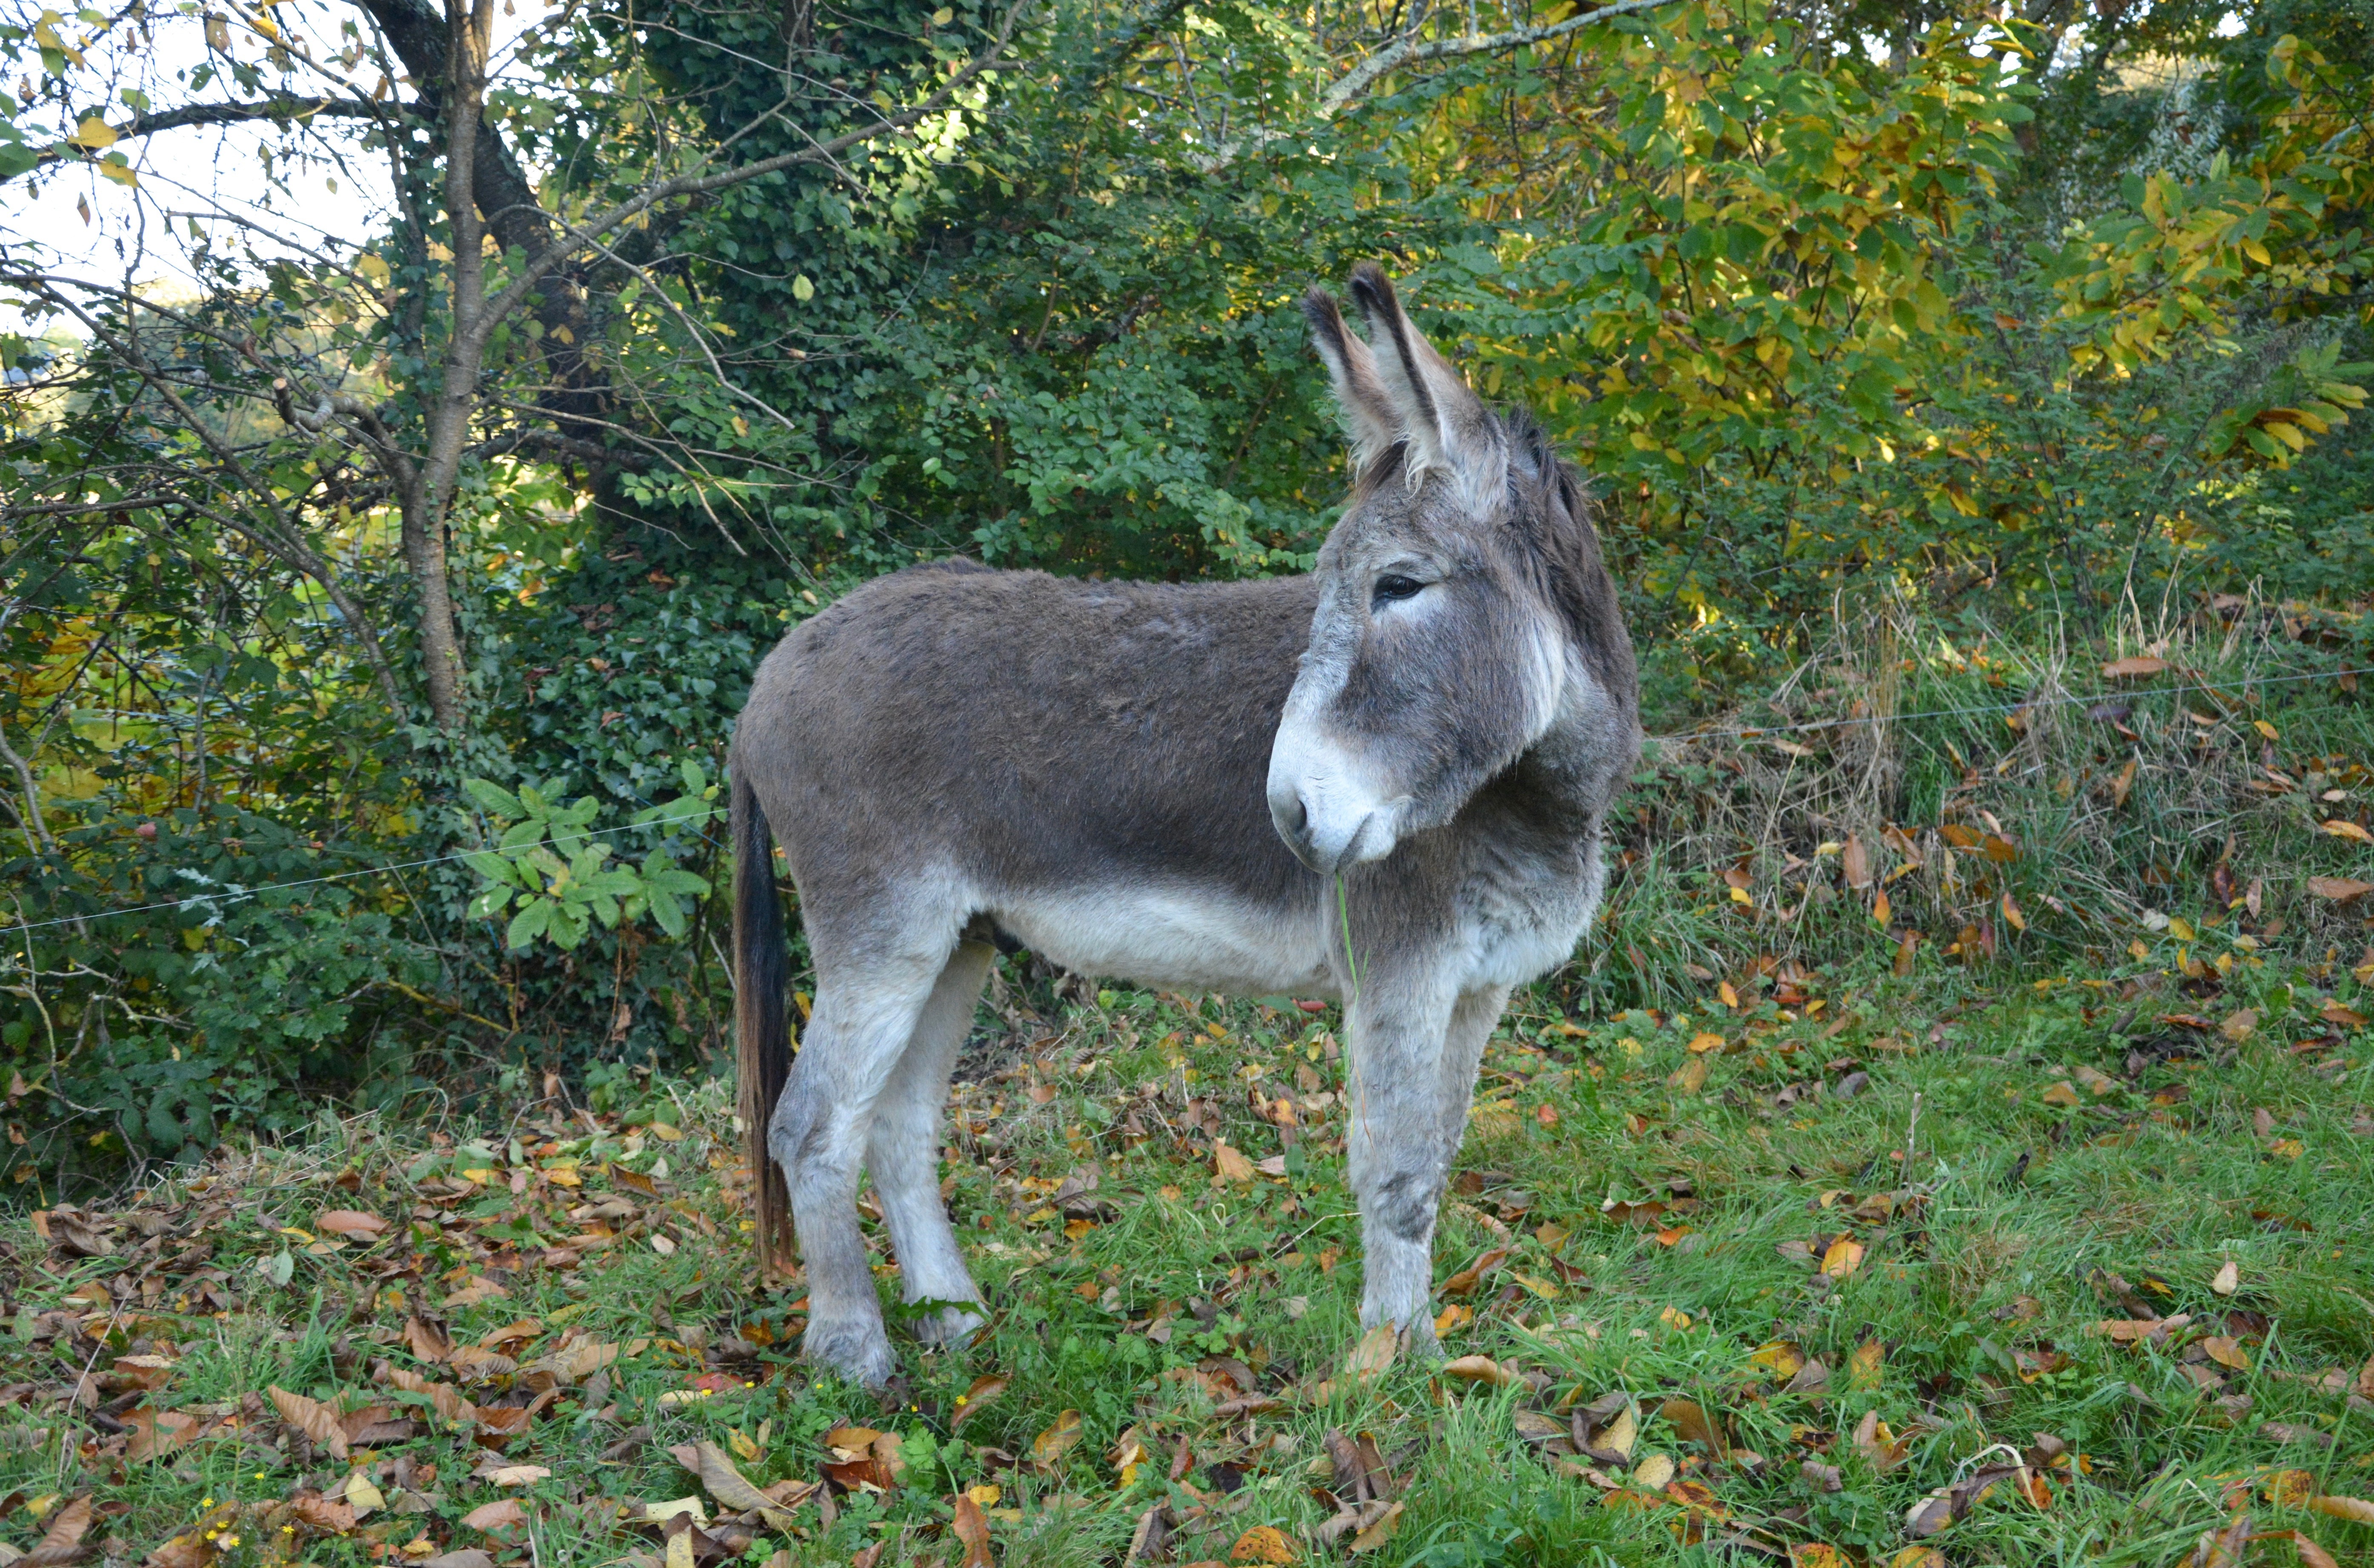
left=735, top=560, right=1327, bottom=986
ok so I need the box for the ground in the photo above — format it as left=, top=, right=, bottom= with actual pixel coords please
left=4, top=935, right=2374, bottom=1568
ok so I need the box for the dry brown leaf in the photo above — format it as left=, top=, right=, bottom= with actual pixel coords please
left=2308, top=877, right=2374, bottom=902
left=951, top=1373, right=1010, bottom=1432
left=1350, top=1501, right=1403, bottom=1553
left=2103, top=656, right=2168, bottom=678
left=1842, top=838, right=1872, bottom=889
left=1442, top=1248, right=1509, bottom=1297
left=2220, top=1010, right=2259, bottom=1042
left=290, top=1495, right=358, bottom=1534
left=460, top=1499, right=525, bottom=1533
left=315, top=1209, right=388, bottom=1239
left=2041, top=1081, right=2083, bottom=1108
left=2292, top=1534, right=2342, bottom=1568
left=2202, top=1336, right=2251, bottom=1371
left=1213, top=1142, right=1255, bottom=1182
left=2310, top=1496, right=2374, bottom=1524
left=2211, top=1260, right=2240, bottom=1296
left=1441, top=1355, right=1518, bottom=1387
left=405, top=1316, right=453, bottom=1364
left=951, top=1494, right=993, bottom=1568
left=270, top=1385, right=350, bottom=1459
left=1659, top=1399, right=1725, bottom=1456
left=1668, top=1056, right=1709, bottom=1094
left=670, top=1440, right=801, bottom=1529
left=1344, top=1324, right=1399, bottom=1381
left=23, top=1494, right=92, bottom=1565
left=1031, top=1409, right=1084, bottom=1466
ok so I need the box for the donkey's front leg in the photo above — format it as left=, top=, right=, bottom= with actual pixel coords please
left=1344, top=980, right=1497, bottom=1356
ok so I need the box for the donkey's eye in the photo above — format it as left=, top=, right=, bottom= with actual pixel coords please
left=1372, top=574, right=1425, bottom=610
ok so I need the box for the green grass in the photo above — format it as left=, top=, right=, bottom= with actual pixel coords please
left=4, top=925, right=2374, bottom=1567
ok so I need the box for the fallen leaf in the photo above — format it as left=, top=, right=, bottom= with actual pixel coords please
left=290, top=1495, right=358, bottom=1534
left=1848, top=1339, right=1885, bottom=1389
left=2212, top=1260, right=2240, bottom=1296
left=2265, top=1469, right=2319, bottom=1507
left=1032, top=1409, right=1084, bottom=1466
left=1750, top=1340, right=1807, bottom=1379
left=1442, top=1355, right=1518, bottom=1387
left=669, top=1439, right=803, bottom=1529
left=1213, top=1142, right=1255, bottom=1182
left=2202, top=1336, right=2251, bottom=1371
left=2308, top=877, right=2374, bottom=903
left=25, top=1494, right=92, bottom=1563
left=460, top=1499, right=525, bottom=1533
left=270, top=1385, right=350, bottom=1459
left=1659, top=1399, right=1725, bottom=1456
left=1230, top=1524, right=1299, bottom=1563
left=484, top=1465, right=549, bottom=1486
left=951, top=1493, right=993, bottom=1568
left=2320, top=820, right=2374, bottom=845
left=1842, top=838, right=1872, bottom=890
left=1442, top=1248, right=1510, bottom=1296
left=1349, top=1499, right=1403, bottom=1552
left=345, top=1471, right=385, bottom=1517
left=2221, top=1010, right=2259, bottom=1042
left=1888, top=1550, right=1947, bottom=1568
left=1790, top=1546, right=1844, bottom=1568
left=951, top=1373, right=1009, bottom=1432
left=1631, top=1454, right=1676, bottom=1490
left=1668, top=1056, right=1709, bottom=1094
left=315, top=1209, right=389, bottom=1239
left=2041, top=1081, right=2083, bottom=1108
left=2310, top=1496, right=2374, bottom=1524
left=405, top=1316, right=453, bottom=1364
left=2103, top=656, right=2168, bottom=678
left=1344, top=1324, right=1399, bottom=1381
left=1820, top=1236, right=1865, bottom=1280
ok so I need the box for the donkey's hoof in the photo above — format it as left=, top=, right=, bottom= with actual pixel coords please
left=913, top=1304, right=986, bottom=1348
left=804, top=1318, right=897, bottom=1388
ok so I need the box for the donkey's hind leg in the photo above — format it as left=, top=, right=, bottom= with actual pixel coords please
left=769, top=946, right=948, bottom=1388
left=866, top=935, right=995, bottom=1347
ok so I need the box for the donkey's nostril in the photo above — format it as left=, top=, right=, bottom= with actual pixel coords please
left=1282, top=793, right=1309, bottom=836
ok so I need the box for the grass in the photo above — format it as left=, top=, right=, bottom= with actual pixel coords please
left=2, top=603, right=2369, bottom=1566
left=3, top=930, right=2374, bottom=1568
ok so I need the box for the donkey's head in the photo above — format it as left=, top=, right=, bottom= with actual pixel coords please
left=1267, top=263, right=1630, bottom=876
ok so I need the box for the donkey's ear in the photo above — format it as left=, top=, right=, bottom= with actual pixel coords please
left=1301, top=285, right=1398, bottom=475
left=1346, top=262, right=1494, bottom=492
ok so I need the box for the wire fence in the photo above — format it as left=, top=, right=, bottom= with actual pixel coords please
left=5, top=661, right=2368, bottom=939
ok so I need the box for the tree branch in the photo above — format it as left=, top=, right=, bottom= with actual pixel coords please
left=1316, top=0, right=1689, bottom=118
left=466, top=0, right=1036, bottom=364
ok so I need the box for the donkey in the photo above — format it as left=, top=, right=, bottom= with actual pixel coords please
left=731, top=264, right=1639, bottom=1387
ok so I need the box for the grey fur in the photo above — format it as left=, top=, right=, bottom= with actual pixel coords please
left=732, top=264, right=1639, bottom=1385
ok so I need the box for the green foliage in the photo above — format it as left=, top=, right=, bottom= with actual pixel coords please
left=458, top=763, right=716, bottom=950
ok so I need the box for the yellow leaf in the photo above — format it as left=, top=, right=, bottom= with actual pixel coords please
left=1031, top=1409, right=1083, bottom=1465
left=2320, top=819, right=2374, bottom=844
left=1717, top=981, right=1740, bottom=1008
left=1668, top=1056, right=1708, bottom=1094
left=1873, top=889, right=1890, bottom=927
left=2211, top=1259, right=2239, bottom=1296
left=71, top=115, right=118, bottom=149
left=1687, top=1032, right=1725, bottom=1054
left=1820, top=1237, right=1865, bottom=1280
left=96, top=158, right=137, bottom=189
left=1749, top=1339, right=1806, bottom=1379
left=1659, top=1305, right=1693, bottom=1330
left=1231, top=1523, right=1300, bottom=1563
left=1213, top=1142, right=1254, bottom=1182
left=2168, top=916, right=2196, bottom=941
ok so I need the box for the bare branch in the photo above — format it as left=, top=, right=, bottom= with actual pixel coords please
left=1316, top=0, right=1688, bottom=118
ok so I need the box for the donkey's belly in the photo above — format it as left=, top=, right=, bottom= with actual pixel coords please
left=988, top=884, right=1334, bottom=997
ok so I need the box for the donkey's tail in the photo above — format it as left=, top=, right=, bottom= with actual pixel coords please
left=732, top=768, right=795, bottom=1276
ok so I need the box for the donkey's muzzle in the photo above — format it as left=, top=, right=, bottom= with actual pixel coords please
left=1269, top=784, right=1325, bottom=873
